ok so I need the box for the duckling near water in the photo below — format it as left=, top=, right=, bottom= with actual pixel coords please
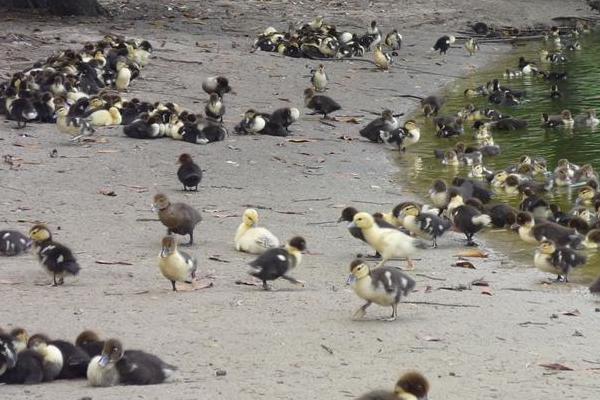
left=542, top=110, right=574, bottom=128
left=177, top=153, right=202, bottom=191
left=0, top=230, right=32, bottom=256
left=339, top=207, right=403, bottom=257
left=359, top=109, right=399, bottom=142
left=247, top=236, right=306, bottom=290
left=381, top=120, right=421, bottom=151
left=311, top=64, right=328, bottom=92
left=574, top=109, right=600, bottom=127
left=235, top=208, right=280, bottom=254
left=513, top=211, right=581, bottom=247
left=398, top=203, right=451, bottom=248
left=464, top=38, right=479, bottom=56
left=152, top=193, right=202, bottom=246
left=346, top=259, right=415, bottom=322
left=447, top=191, right=491, bottom=246
left=583, top=229, right=600, bottom=249
left=29, top=225, right=81, bottom=286
left=534, top=239, right=586, bottom=282
left=158, top=235, right=197, bottom=291
left=432, top=35, right=455, bottom=54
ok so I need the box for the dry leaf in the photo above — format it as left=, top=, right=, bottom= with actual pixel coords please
left=453, top=261, right=476, bottom=269
left=471, top=278, right=489, bottom=287
left=539, top=363, right=574, bottom=371
left=209, top=256, right=230, bottom=263
left=235, top=279, right=262, bottom=287
left=480, top=288, right=493, bottom=296
left=560, top=309, right=581, bottom=317
left=99, top=189, right=117, bottom=197
left=97, top=149, right=120, bottom=154
left=95, top=260, right=133, bottom=266
left=455, top=249, right=488, bottom=258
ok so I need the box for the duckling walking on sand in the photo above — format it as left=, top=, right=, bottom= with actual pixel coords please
left=152, top=194, right=202, bottom=246
left=247, top=236, right=306, bottom=290
left=29, top=225, right=81, bottom=286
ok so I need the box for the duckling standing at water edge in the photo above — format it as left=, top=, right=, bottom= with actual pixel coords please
left=534, top=239, right=586, bottom=282
left=177, top=153, right=202, bottom=191
left=398, top=203, right=451, bottom=248
left=158, top=235, right=197, bottom=291
left=359, top=109, right=399, bottom=142
left=235, top=208, right=280, bottom=254
left=28, top=225, right=81, bottom=286
left=304, top=87, right=341, bottom=118
left=347, top=259, right=415, bottom=322
left=247, top=236, right=306, bottom=290
left=152, top=193, right=202, bottom=246
left=311, top=64, right=328, bottom=92
left=447, top=191, right=491, bottom=246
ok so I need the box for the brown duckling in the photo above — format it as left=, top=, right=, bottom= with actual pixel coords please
left=357, top=371, right=429, bottom=400
left=177, top=153, right=202, bottom=191
left=152, top=193, right=202, bottom=245
left=76, top=330, right=104, bottom=358
left=304, top=87, right=341, bottom=118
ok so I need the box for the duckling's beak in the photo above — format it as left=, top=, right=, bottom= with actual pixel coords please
left=346, top=274, right=357, bottom=285
left=336, top=216, right=344, bottom=223
left=160, top=247, right=168, bottom=258
left=98, top=355, right=110, bottom=367
left=510, top=223, right=519, bottom=232
left=151, top=203, right=158, bottom=212
left=348, top=222, right=357, bottom=229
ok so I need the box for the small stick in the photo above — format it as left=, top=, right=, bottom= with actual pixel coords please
left=404, top=301, right=479, bottom=308
left=415, top=273, right=446, bottom=281
left=293, top=197, right=332, bottom=202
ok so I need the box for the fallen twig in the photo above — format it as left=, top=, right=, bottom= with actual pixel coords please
left=404, top=301, right=479, bottom=308
left=415, top=273, right=446, bottom=281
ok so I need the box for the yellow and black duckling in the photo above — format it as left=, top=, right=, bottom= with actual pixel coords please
left=158, top=235, right=197, bottom=292
left=9, top=328, right=28, bottom=354
left=234, top=109, right=267, bottom=134
left=464, top=37, right=479, bottom=56
left=235, top=208, right=280, bottom=254
left=56, top=107, right=96, bottom=142
left=447, top=191, right=491, bottom=246
left=76, top=330, right=104, bottom=358
left=0, top=229, right=32, bottom=256
left=304, top=87, right=341, bottom=118
left=347, top=259, right=415, bottom=322
left=247, top=236, right=306, bottom=290
left=26, top=334, right=63, bottom=381
left=486, top=204, right=518, bottom=228
left=385, top=29, right=402, bottom=50
left=39, top=334, right=89, bottom=380
left=534, top=239, right=586, bottom=282
left=311, top=64, right=328, bottom=92
left=541, top=110, right=574, bottom=128
left=398, top=203, right=452, bottom=248
left=380, top=120, right=421, bottom=151
left=512, top=211, right=581, bottom=247
left=202, top=76, right=232, bottom=98
left=428, top=180, right=449, bottom=209
left=205, top=93, right=225, bottom=122
left=432, top=35, right=455, bottom=54
left=577, top=185, right=596, bottom=206
left=0, top=330, right=44, bottom=385
left=152, top=193, right=202, bottom=246
left=350, top=212, right=427, bottom=270
left=359, top=109, right=399, bottom=143
left=374, top=44, right=392, bottom=70
left=177, top=153, right=202, bottom=191
left=28, top=224, right=81, bottom=286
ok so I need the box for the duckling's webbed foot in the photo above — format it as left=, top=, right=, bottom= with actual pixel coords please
left=382, top=304, right=398, bottom=322
left=353, top=301, right=372, bottom=320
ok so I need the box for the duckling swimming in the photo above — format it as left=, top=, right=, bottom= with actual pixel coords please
left=177, top=153, right=202, bottom=191
left=29, top=225, right=81, bottom=286
left=0, top=230, right=32, bottom=256
left=311, top=64, right=328, bottom=92
left=347, top=259, right=415, bottom=321
left=247, top=236, right=306, bottom=290
left=152, top=193, right=202, bottom=245
left=235, top=208, right=280, bottom=254
left=304, top=87, right=341, bottom=118
left=432, top=35, right=455, bottom=54
left=158, top=235, right=197, bottom=291
left=513, top=211, right=581, bottom=247
left=534, top=239, right=586, bottom=282
left=541, top=110, right=574, bottom=128
left=574, top=109, right=599, bottom=127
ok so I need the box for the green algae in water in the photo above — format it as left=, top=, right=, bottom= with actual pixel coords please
left=393, top=31, right=600, bottom=283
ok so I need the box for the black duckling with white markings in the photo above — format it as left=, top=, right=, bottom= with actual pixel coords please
left=177, top=153, right=202, bottom=191
left=304, top=87, right=341, bottom=118
left=347, top=259, right=415, bottom=321
left=247, top=236, right=306, bottom=290
left=152, top=193, right=202, bottom=246
left=447, top=191, right=491, bottom=246
left=534, top=239, right=586, bottom=282
left=205, top=93, right=225, bottom=122
left=28, top=225, right=81, bottom=286
left=158, top=235, right=197, bottom=291
left=432, top=35, right=455, bottom=54
left=398, top=203, right=451, bottom=248
left=360, top=109, right=399, bottom=142
left=46, top=335, right=90, bottom=379
left=0, top=333, right=17, bottom=376
left=0, top=230, right=32, bottom=256
left=26, top=334, right=63, bottom=382
left=513, top=211, right=581, bottom=247
left=202, top=76, right=232, bottom=97
left=542, top=110, right=574, bottom=128
left=123, top=115, right=162, bottom=139
left=9, top=95, right=38, bottom=128
left=76, top=330, right=104, bottom=358
left=0, top=331, right=44, bottom=385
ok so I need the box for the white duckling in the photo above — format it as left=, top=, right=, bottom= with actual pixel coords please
left=234, top=208, right=280, bottom=254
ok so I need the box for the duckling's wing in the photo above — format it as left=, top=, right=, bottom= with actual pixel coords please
left=178, top=250, right=197, bottom=278
left=248, top=248, right=289, bottom=279
left=551, top=248, right=586, bottom=272
left=253, top=228, right=280, bottom=249
left=417, top=213, right=451, bottom=236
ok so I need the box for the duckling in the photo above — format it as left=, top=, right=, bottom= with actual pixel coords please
left=574, top=164, right=598, bottom=183
left=56, top=107, right=96, bottom=142
left=8, top=96, right=38, bottom=128
left=441, top=150, right=460, bottom=166
left=247, top=236, right=306, bottom=290
left=158, top=235, right=197, bottom=291
left=359, top=109, right=398, bottom=142
left=115, top=60, right=131, bottom=91
left=512, top=211, right=581, bottom=247
left=86, top=342, right=120, bottom=387
left=0, top=230, right=32, bottom=256
left=428, top=180, right=449, bottom=209
left=177, top=153, right=202, bottom=191
left=503, top=69, right=523, bottom=79
left=519, top=57, right=538, bottom=74
left=339, top=207, right=404, bottom=256
left=464, top=37, right=479, bottom=56
left=553, top=167, right=573, bottom=187
left=0, top=333, right=17, bottom=376
left=574, top=109, right=600, bottom=127
left=76, top=330, right=104, bottom=358
left=398, top=120, right=421, bottom=149
left=0, top=345, right=44, bottom=385
left=29, top=224, right=80, bottom=286
left=582, top=229, right=600, bottom=249
left=235, top=209, right=280, bottom=254
left=577, top=185, right=596, bottom=206
left=26, top=335, right=62, bottom=381
left=447, top=191, right=491, bottom=246
left=421, top=96, right=444, bottom=117
left=268, top=107, right=300, bottom=132
left=464, top=86, right=489, bottom=97
left=549, top=84, right=561, bottom=99
left=469, top=163, right=493, bottom=179
left=88, top=106, right=121, bottom=126
left=152, top=194, right=202, bottom=246
left=534, top=240, right=586, bottom=282
left=202, top=76, right=232, bottom=97
left=205, top=93, right=225, bottom=122
left=385, top=29, right=402, bottom=50
left=432, top=35, right=455, bottom=54
left=9, top=328, right=28, bottom=354
left=374, top=44, right=392, bottom=70
left=304, top=87, right=341, bottom=118
left=347, top=259, right=415, bottom=321
left=486, top=204, right=518, bottom=228
left=350, top=212, right=426, bottom=270
left=542, top=110, right=574, bottom=128
left=130, top=40, right=152, bottom=67
left=123, top=115, right=162, bottom=139
left=235, top=109, right=266, bottom=134
left=399, top=203, right=451, bottom=248
left=310, top=64, right=328, bottom=92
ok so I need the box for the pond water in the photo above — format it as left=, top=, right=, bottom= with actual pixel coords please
left=393, top=30, right=600, bottom=283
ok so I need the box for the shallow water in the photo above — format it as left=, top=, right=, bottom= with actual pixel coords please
left=393, top=30, right=600, bottom=283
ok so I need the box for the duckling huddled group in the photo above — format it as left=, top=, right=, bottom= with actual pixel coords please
left=0, top=327, right=174, bottom=386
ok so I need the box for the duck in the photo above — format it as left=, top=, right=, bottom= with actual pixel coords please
left=26, top=335, right=63, bottom=382
left=202, top=76, right=232, bottom=97
left=205, top=93, right=225, bottom=122
left=357, top=371, right=429, bottom=400
left=152, top=194, right=202, bottom=246
left=574, top=109, right=600, bottom=127
left=304, top=87, right=341, bottom=118
left=75, top=330, right=104, bottom=358
left=268, top=107, right=300, bottom=132
left=398, top=203, right=451, bottom=248
left=235, top=208, right=280, bottom=254
left=28, top=224, right=81, bottom=286
left=8, top=96, right=38, bottom=128
left=583, top=229, right=600, bottom=249
left=115, top=60, right=131, bottom=91
left=310, top=64, right=328, bottom=92
left=534, top=239, right=586, bottom=282
left=158, top=235, right=197, bottom=291
left=88, top=106, right=122, bottom=126
left=346, top=259, right=415, bottom=321
left=177, top=153, right=202, bottom=191
left=123, top=115, right=162, bottom=139
left=350, top=212, right=427, bottom=270
left=0, top=230, right=32, bottom=256
left=247, top=236, right=306, bottom=290
left=374, top=44, right=392, bottom=70
left=56, top=107, right=96, bottom=142
left=385, top=29, right=402, bottom=50
left=464, top=38, right=479, bottom=56
left=432, top=35, right=455, bottom=54
left=359, top=109, right=399, bottom=143
left=512, top=211, right=581, bottom=247
left=446, top=191, right=491, bottom=246
left=542, top=110, right=574, bottom=128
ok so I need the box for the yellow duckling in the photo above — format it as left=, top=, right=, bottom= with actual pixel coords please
left=88, top=106, right=122, bottom=126
left=234, top=209, right=280, bottom=254
left=158, top=235, right=197, bottom=291
left=55, top=107, right=95, bottom=142
left=464, top=37, right=479, bottom=56
left=374, top=44, right=392, bottom=70
left=115, top=60, right=131, bottom=91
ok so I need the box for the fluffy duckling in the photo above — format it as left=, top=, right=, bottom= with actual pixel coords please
left=582, top=229, right=600, bottom=249
left=27, top=335, right=62, bottom=382
left=0, top=230, right=32, bottom=256
left=235, top=208, right=280, bottom=254
left=205, top=93, right=225, bottom=122
left=553, top=168, right=573, bottom=187
left=123, top=115, right=162, bottom=139
left=158, top=235, right=197, bottom=291
left=534, top=240, right=586, bottom=282
left=432, top=35, right=455, bottom=54
left=577, top=185, right=596, bottom=206
left=428, top=180, right=449, bottom=209
left=269, top=107, right=300, bottom=132
left=304, top=87, right=341, bottom=118
left=247, top=236, right=306, bottom=290
left=76, top=330, right=104, bottom=358
left=542, top=110, right=574, bottom=128
left=311, top=64, right=328, bottom=92
left=385, top=29, right=402, bottom=50
left=347, top=259, right=415, bottom=322
left=235, top=109, right=266, bottom=134
left=56, top=107, right=96, bottom=142
left=339, top=207, right=405, bottom=256
left=359, top=109, right=399, bottom=143
left=447, top=191, right=491, bottom=246
left=374, top=44, right=392, bottom=70
left=513, top=212, right=580, bottom=247
left=152, top=193, right=202, bottom=246
left=399, top=203, right=451, bottom=248
left=115, top=60, right=131, bottom=91
left=1, top=331, right=44, bottom=385
left=486, top=204, right=518, bottom=228
left=9, top=328, right=28, bottom=354
left=29, top=224, right=81, bottom=286
left=88, top=106, right=122, bottom=126
left=350, top=212, right=426, bottom=270
left=0, top=333, right=17, bottom=374
left=202, top=76, right=232, bottom=97
left=42, top=335, right=90, bottom=379
left=574, top=109, right=600, bottom=127
left=464, top=37, right=479, bottom=56
left=177, top=153, right=202, bottom=191
left=8, top=96, right=38, bottom=128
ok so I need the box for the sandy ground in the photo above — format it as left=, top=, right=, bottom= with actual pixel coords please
left=1, top=1, right=600, bottom=399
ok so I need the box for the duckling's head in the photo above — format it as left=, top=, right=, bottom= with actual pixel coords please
left=447, top=189, right=464, bottom=206
left=29, top=224, right=51, bottom=242
left=579, top=186, right=595, bottom=201
left=538, top=239, right=556, bottom=255
left=556, top=159, right=570, bottom=168
left=464, top=88, right=478, bottom=97
left=348, top=259, right=370, bottom=283
left=318, top=63, right=325, bottom=72
left=519, top=155, right=532, bottom=165
left=580, top=164, right=595, bottom=179
left=454, top=142, right=465, bottom=153
left=152, top=193, right=170, bottom=211
left=304, top=87, right=316, bottom=100
left=431, top=180, right=447, bottom=193
left=392, top=201, right=420, bottom=218
left=404, top=120, right=418, bottom=132
left=395, top=371, right=430, bottom=400
left=444, top=150, right=458, bottom=163
left=516, top=212, right=534, bottom=227
left=517, top=163, right=534, bottom=175
left=353, top=212, right=375, bottom=229
left=89, top=97, right=105, bottom=109
left=178, top=153, right=195, bottom=166
left=338, top=207, right=359, bottom=223
left=400, top=203, right=420, bottom=217
left=471, top=163, right=484, bottom=176
left=448, top=35, right=456, bottom=44
left=288, top=236, right=307, bottom=252
left=76, top=330, right=100, bottom=347
left=99, top=338, right=124, bottom=367
left=381, top=109, right=393, bottom=121
left=56, top=106, right=69, bottom=117
left=242, top=208, right=259, bottom=227
left=27, top=334, right=50, bottom=352
left=10, top=328, right=29, bottom=351
left=587, top=109, right=597, bottom=118
left=561, top=110, right=572, bottom=120
left=533, top=160, right=547, bottom=174
left=160, top=235, right=177, bottom=257
left=555, top=168, right=570, bottom=181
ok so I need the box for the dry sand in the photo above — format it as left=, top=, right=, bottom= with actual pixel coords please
left=1, top=1, right=599, bottom=399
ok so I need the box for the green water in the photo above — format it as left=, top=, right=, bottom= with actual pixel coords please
left=393, top=30, right=600, bottom=283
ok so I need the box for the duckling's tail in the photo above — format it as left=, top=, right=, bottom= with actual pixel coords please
left=63, top=260, right=81, bottom=276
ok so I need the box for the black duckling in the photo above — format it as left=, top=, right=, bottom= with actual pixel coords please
left=432, top=35, right=455, bottom=54
left=269, top=107, right=300, bottom=132
left=177, top=153, right=202, bottom=191
left=0, top=333, right=17, bottom=375
left=359, top=109, right=399, bottom=143
left=26, top=334, right=63, bottom=381
left=29, top=225, right=81, bottom=286
left=205, top=93, right=225, bottom=122
left=541, top=110, right=574, bottom=128
left=381, top=120, right=421, bottom=151
left=46, top=336, right=90, bottom=379
left=513, top=211, right=581, bottom=247
left=202, top=76, right=232, bottom=97
left=452, top=177, right=492, bottom=204
left=152, top=194, right=202, bottom=246
left=123, top=115, right=162, bottom=139
left=347, top=259, right=415, bottom=321
left=32, top=92, right=55, bottom=123
left=534, top=240, right=586, bottom=282
left=398, top=203, right=451, bottom=248
left=76, top=330, right=104, bottom=358
left=420, top=95, right=444, bottom=117
left=519, top=189, right=550, bottom=218
left=304, top=87, right=341, bottom=118
left=549, top=84, right=561, bottom=99
left=447, top=191, right=491, bottom=246
left=158, top=235, right=197, bottom=292
left=0, top=230, right=32, bottom=256
left=9, top=96, right=38, bottom=128
left=486, top=204, right=518, bottom=228
left=0, top=349, right=44, bottom=384
left=247, top=236, right=306, bottom=290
